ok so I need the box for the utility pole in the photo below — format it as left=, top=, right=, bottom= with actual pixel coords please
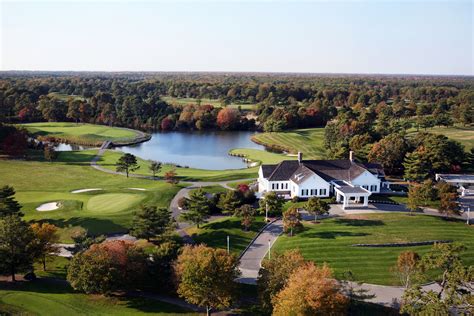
left=467, top=206, right=471, bottom=225
left=227, top=235, right=230, bottom=254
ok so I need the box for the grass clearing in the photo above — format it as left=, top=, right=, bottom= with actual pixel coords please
left=162, top=96, right=256, bottom=110
left=273, top=213, right=474, bottom=285
left=185, top=216, right=266, bottom=255
left=0, top=279, right=197, bottom=316
left=252, top=128, right=326, bottom=159
left=407, top=125, right=474, bottom=150
left=229, top=148, right=295, bottom=164
left=20, top=122, right=142, bottom=146
left=98, top=149, right=258, bottom=182
left=0, top=150, right=182, bottom=242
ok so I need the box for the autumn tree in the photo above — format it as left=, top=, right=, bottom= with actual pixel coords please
left=164, top=169, right=179, bottom=184
left=394, top=251, right=423, bottom=288
left=407, top=184, right=423, bottom=215
left=305, top=197, right=330, bottom=222
left=257, top=249, right=306, bottom=313
left=368, top=133, right=408, bottom=174
left=437, top=182, right=460, bottom=219
left=216, top=108, right=239, bottom=130
left=174, top=245, right=240, bottom=316
left=234, top=204, right=255, bottom=231
left=282, top=207, right=302, bottom=236
left=401, top=242, right=473, bottom=315
left=0, top=186, right=22, bottom=217
left=67, top=240, right=148, bottom=294
left=272, top=262, right=349, bottom=316
left=180, top=189, right=210, bottom=228
left=130, top=206, right=173, bottom=241
left=44, top=145, right=58, bottom=162
left=116, top=153, right=140, bottom=178
left=149, top=160, right=162, bottom=179
left=30, top=222, right=60, bottom=271
left=0, top=215, right=35, bottom=281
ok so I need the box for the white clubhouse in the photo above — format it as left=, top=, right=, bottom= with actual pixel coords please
left=258, top=152, right=388, bottom=209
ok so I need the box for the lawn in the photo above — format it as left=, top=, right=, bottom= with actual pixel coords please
left=20, top=122, right=143, bottom=146
left=407, top=125, right=474, bottom=150
left=252, top=128, right=326, bottom=159
left=98, top=149, right=259, bottom=182
left=185, top=216, right=266, bottom=255
left=48, top=92, right=87, bottom=102
left=0, top=279, right=197, bottom=316
left=229, top=148, right=296, bottom=164
left=161, top=96, right=256, bottom=110
left=273, top=213, right=474, bottom=285
left=0, top=150, right=182, bottom=242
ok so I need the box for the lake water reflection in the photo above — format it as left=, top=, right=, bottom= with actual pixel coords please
left=116, top=131, right=265, bottom=170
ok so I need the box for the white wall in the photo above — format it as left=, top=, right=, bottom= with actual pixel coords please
left=351, top=171, right=381, bottom=193
left=291, top=174, right=330, bottom=198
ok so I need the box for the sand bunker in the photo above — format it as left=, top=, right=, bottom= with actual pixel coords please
left=36, top=202, right=60, bottom=211
left=127, top=188, right=147, bottom=191
left=71, top=188, right=103, bottom=194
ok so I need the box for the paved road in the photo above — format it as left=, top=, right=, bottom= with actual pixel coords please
left=237, top=219, right=283, bottom=284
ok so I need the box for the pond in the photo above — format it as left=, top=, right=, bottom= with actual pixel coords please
left=115, top=131, right=265, bottom=170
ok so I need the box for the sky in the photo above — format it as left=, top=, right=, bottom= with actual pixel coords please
left=0, top=0, right=472, bottom=75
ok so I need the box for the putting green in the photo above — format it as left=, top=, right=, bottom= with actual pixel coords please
left=86, top=193, right=145, bottom=214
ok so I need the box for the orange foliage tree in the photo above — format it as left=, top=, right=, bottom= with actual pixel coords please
left=216, top=108, right=239, bottom=130
left=272, top=262, right=349, bottom=316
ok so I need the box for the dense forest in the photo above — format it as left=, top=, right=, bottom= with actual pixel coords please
left=0, top=72, right=472, bottom=132
left=0, top=71, right=473, bottom=178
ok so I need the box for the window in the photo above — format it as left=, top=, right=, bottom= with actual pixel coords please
left=320, top=189, right=327, bottom=196
left=362, top=185, right=368, bottom=190
left=370, top=185, right=377, bottom=192
left=301, top=189, right=309, bottom=196
left=286, top=183, right=288, bottom=189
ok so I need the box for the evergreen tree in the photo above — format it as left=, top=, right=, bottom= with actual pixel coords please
left=180, top=189, right=211, bottom=228
left=0, top=215, right=35, bottom=281
left=403, top=147, right=429, bottom=181
left=116, top=153, right=140, bottom=178
left=130, top=206, right=173, bottom=241
left=0, top=186, right=22, bottom=217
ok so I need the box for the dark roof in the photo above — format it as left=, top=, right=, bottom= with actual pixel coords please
left=291, top=165, right=316, bottom=184
left=267, top=160, right=301, bottom=181
left=262, top=159, right=383, bottom=182
left=261, top=164, right=278, bottom=178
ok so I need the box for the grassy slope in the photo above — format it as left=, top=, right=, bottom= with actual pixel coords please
left=0, top=150, right=182, bottom=241
left=185, top=216, right=266, bottom=255
left=273, top=213, right=474, bottom=285
left=0, top=280, right=196, bottom=316
left=252, top=128, right=326, bottom=159
left=20, top=122, right=141, bottom=145
left=161, top=96, right=256, bottom=110
left=98, top=149, right=258, bottom=182
left=407, top=125, right=474, bottom=150
left=229, top=148, right=296, bottom=164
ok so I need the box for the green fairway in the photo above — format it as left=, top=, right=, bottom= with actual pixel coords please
left=48, top=92, right=87, bottom=102
left=185, top=216, right=266, bottom=255
left=273, top=213, right=474, bottom=285
left=162, top=96, right=256, bottom=110
left=0, top=150, right=182, bottom=241
left=20, top=122, right=143, bottom=146
left=229, top=148, right=296, bottom=164
left=252, top=128, right=326, bottom=159
left=0, top=280, right=197, bottom=316
left=86, top=193, right=145, bottom=214
left=98, top=149, right=258, bottom=182
left=408, top=125, right=474, bottom=150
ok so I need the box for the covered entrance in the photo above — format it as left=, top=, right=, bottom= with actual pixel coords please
left=334, top=184, right=371, bottom=210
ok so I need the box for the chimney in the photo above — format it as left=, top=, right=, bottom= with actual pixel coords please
left=298, top=152, right=303, bottom=163
left=349, top=150, right=354, bottom=162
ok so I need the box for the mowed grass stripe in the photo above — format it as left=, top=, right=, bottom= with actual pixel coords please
left=273, top=213, right=474, bottom=285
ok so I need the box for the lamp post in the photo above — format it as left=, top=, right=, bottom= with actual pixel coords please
left=265, top=202, right=269, bottom=222
left=467, top=206, right=471, bottom=225
left=268, top=239, right=271, bottom=260
left=227, top=235, right=230, bottom=254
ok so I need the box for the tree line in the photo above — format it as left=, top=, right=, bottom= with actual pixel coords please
left=1, top=72, right=472, bottom=133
